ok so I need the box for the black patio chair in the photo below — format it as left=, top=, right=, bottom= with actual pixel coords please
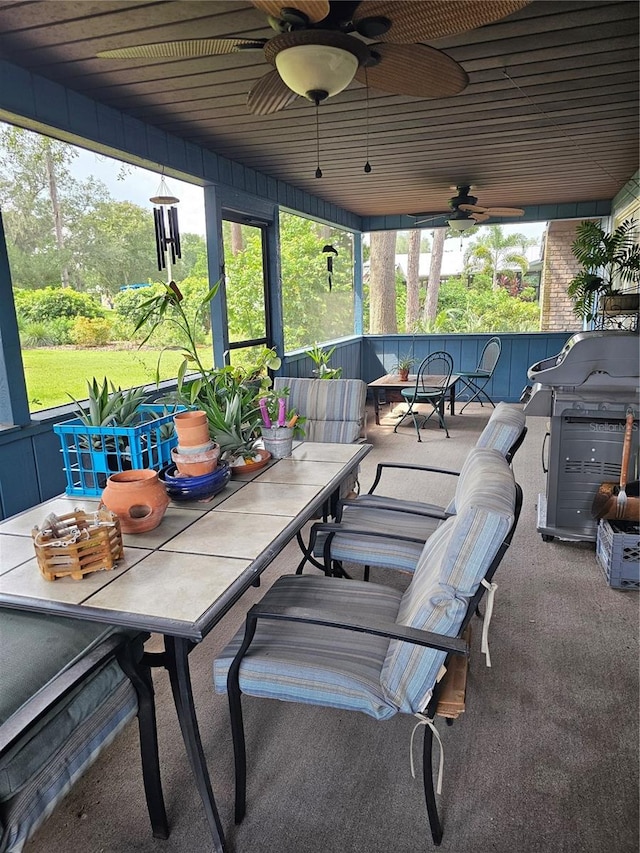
left=394, top=351, right=454, bottom=440
left=456, top=336, right=501, bottom=412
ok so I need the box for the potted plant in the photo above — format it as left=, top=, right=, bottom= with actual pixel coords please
left=230, top=346, right=282, bottom=390
left=56, top=377, right=178, bottom=495
left=567, top=218, right=640, bottom=323
left=308, top=343, right=343, bottom=379
left=392, top=354, right=415, bottom=382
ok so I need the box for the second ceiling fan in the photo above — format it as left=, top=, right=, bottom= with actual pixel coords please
left=448, top=185, right=525, bottom=231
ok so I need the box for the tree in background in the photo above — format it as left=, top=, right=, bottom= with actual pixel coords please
left=405, top=228, right=421, bottom=330
left=368, top=230, right=398, bottom=333
left=464, top=225, right=535, bottom=290
left=0, top=127, right=83, bottom=289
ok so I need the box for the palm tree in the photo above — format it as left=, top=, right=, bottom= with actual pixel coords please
left=464, top=225, right=536, bottom=290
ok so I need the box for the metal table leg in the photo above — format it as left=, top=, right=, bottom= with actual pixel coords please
left=164, top=636, right=226, bottom=853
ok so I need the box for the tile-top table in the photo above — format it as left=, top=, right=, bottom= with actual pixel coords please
left=0, top=440, right=371, bottom=852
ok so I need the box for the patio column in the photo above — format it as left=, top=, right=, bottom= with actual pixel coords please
left=203, top=185, right=228, bottom=368
left=0, top=209, right=30, bottom=427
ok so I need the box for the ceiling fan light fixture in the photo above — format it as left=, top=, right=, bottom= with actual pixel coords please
left=275, top=44, right=358, bottom=100
left=448, top=214, right=475, bottom=232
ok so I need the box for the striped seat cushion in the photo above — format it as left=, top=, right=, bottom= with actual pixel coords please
left=0, top=674, right=136, bottom=853
left=214, top=574, right=403, bottom=720
left=313, top=448, right=509, bottom=574
left=381, top=458, right=515, bottom=713
left=312, top=504, right=440, bottom=572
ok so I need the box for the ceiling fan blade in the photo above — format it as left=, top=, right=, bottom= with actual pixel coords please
left=472, top=213, right=491, bottom=223
left=354, top=43, right=468, bottom=98
left=484, top=207, right=526, bottom=216
left=97, top=38, right=265, bottom=59
left=252, top=0, right=330, bottom=24
left=247, top=69, right=300, bottom=115
left=458, top=203, right=487, bottom=213
left=353, top=1, right=530, bottom=43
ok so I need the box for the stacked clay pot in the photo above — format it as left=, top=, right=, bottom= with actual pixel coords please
left=101, top=469, right=170, bottom=533
left=172, top=410, right=220, bottom=476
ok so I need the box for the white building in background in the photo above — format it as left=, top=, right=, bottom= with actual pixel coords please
left=394, top=250, right=464, bottom=280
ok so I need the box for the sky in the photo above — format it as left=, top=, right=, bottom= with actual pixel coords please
left=72, top=147, right=207, bottom=236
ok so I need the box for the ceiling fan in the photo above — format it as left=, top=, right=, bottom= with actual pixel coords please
left=412, top=185, right=525, bottom=230
left=449, top=185, right=525, bottom=230
left=97, top=1, right=530, bottom=115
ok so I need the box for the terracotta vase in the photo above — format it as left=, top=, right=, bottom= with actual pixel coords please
left=101, top=469, right=170, bottom=534
left=171, top=444, right=220, bottom=476
left=173, top=410, right=210, bottom=447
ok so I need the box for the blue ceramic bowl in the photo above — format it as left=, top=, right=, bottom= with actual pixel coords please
left=159, top=461, right=231, bottom=501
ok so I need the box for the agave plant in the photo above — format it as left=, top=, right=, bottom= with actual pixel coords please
left=69, top=377, right=147, bottom=428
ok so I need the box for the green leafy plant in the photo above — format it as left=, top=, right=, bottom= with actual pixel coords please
left=132, top=280, right=265, bottom=460
left=308, top=343, right=343, bottom=379
left=567, top=219, right=640, bottom=322
left=227, top=346, right=282, bottom=389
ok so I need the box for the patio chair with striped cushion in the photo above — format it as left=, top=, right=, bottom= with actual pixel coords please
left=301, top=404, right=526, bottom=578
left=213, top=456, right=521, bottom=846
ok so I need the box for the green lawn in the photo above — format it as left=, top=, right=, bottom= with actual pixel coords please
left=22, top=348, right=201, bottom=411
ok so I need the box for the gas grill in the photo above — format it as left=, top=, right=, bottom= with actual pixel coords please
left=521, top=330, right=639, bottom=542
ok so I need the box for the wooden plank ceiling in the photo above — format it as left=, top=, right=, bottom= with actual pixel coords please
left=0, top=0, right=637, bottom=219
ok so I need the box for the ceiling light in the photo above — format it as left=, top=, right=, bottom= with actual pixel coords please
left=275, top=44, right=358, bottom=103
left=448, top=212, right=476, bottom=231
left=267, top=31, right=371, bottom=105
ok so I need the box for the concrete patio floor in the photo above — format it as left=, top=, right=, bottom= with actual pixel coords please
left=25, top=401, right=639, bottom=853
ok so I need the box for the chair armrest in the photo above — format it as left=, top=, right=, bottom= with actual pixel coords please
left=337, top=497, right=449, bottom=521
left=310, top=522, right=428, bottom=546
left=0, top=632, right=138, bottom=754
left=247, top=602, right=469, bottom=657
left=368, top=462, right=460, bottom=494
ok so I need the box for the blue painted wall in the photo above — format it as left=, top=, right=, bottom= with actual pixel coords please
left=362, top=332, right=572, bottom=403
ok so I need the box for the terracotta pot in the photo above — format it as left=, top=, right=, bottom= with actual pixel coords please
left=173, top=411, right=210, bottom=447
left=398, top=369, right=410, bottom=382
left=101, top=469, right=170, bottom=534
left=171, top=444, right=220, bottom=477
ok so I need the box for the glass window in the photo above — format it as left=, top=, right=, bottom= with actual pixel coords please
left=279, top=211, right=354, bottom=350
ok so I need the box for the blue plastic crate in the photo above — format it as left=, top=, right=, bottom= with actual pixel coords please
left=53, top=404, right=182, bottom=497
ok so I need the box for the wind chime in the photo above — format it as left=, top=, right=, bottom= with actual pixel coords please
left=150, top=175, right=181, bottom=280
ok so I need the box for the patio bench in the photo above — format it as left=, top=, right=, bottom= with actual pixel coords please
left=0, top=611, right=166, bottom=853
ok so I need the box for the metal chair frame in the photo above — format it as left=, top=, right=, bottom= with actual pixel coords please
left=224, top=483, right=523, bottom=846
left=394, top=351, right=454, bottom=441
left=456, top=337, right=502, bottom=413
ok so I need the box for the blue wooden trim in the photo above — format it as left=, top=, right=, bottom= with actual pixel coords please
left=269, top=209, right=285, bottom=362
left=0, top=211, right=30, bottom=426
left=361, top=202, right=613, bottom=233
left=203, top=185, right=227, bottom=367
left=0, top=59, right=361, bottom=232
left=353, top=233, right=364, bottom=337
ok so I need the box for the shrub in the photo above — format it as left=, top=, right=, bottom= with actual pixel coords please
left=69, top=316, right=112, bottom=347
left=20, top=321, right=65, bottom=347
left=14, top=286, right=104, bottom=323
